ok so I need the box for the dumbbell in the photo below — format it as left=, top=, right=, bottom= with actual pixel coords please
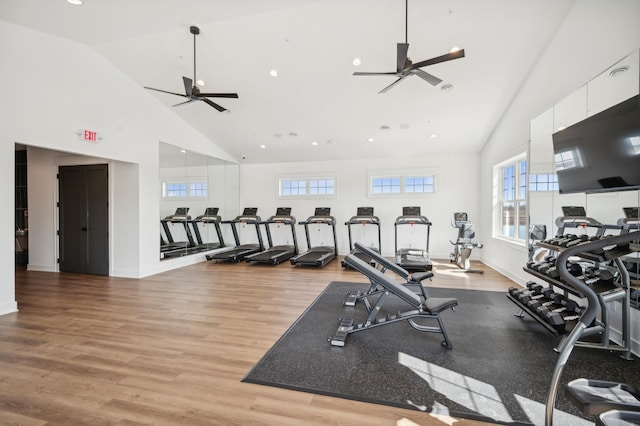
left=565, top=234, right=589, bottom=248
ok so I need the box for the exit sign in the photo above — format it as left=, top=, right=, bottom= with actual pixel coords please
left=78, top=129, right=100, bottom=143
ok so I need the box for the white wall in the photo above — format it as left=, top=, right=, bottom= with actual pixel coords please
left=239, top=154, right=481, bottom=259
left=0, top=21, right=239, bottom=314
left=479, top=0, right=640, bottom=284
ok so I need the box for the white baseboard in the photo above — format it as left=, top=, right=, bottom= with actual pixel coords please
left=0, top=300, right=18, bottom=316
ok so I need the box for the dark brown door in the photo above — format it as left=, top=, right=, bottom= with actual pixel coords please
left=58, top=164, right=109, bottom=275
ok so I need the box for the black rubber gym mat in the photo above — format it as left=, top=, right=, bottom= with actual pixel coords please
left=243, top=282, right=637, bottom=425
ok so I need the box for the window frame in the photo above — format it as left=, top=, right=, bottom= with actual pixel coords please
left=161, top=177, right=209, bottom=200
left=277, top=174, right=337, bottom=199
left=492, top=155, right=528, bottom=244
left=367, top=169, right=438, bottom=197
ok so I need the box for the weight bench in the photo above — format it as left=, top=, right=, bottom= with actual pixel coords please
left=331, top=253, right=458, bottom=349
left=343, top=242, right=433, bottom=306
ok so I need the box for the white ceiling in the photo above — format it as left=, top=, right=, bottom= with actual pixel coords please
left=1, top=0, right=576, bottom=164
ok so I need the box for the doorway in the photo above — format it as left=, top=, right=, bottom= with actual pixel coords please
left=58, top=164, right=109, bottom=275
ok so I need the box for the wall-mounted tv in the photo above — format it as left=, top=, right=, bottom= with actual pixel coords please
left=552, top=94, right=640, bottom=194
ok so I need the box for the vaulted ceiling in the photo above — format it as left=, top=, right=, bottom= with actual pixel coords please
left=1, top=0, right=576, bottom=163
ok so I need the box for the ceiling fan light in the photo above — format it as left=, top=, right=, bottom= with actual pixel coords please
left=196, top=79, right=205, bottom=86
left=450, top=46, right=461, bottom=53
left=352, top=58, right=361, bottom=66
left=269, top=69, right=278, bottom=77
left=66, top=0, right=83, bottom=5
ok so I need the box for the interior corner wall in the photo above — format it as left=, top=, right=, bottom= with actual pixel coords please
left=478, top=0, right=640, bottom=284
left=0, top=142, right=17, bottom=315
left=238, top=153, right=481, bottom=259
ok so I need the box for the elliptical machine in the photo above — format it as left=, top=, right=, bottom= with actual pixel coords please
left=449, top=212, right=483, bottom=274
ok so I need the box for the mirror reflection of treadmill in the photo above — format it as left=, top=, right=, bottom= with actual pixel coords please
left=160, top=207, right=195, bottom=259
left=341, top=207, right=381, bottom=268
left=191, top=207, right=225, bottom=251
left=290, top=207, right=338, bottom=267
left=245, top=208, right=298, bottom=265
left=394, top=206, right=433, bottom=271
left=205, top=207, right=264, bottom=262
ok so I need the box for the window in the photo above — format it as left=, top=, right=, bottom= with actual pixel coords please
left=372, top=177, right=401, bottom=194
left=405, top=176, right=434, bottom=193
left=529, top=173, right=558, bottom=192
left=369, top=173, right=436, bottom=196
left=162, top=180, right=208, bottom=199
left=493, top=156, right=527, bottom=242
left=279, top=177, right=336, bottom=197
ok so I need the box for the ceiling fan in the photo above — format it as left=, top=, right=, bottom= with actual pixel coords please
left=353, top=0, right=465, bottom=94
left=144, top=26, right=238, bottom=112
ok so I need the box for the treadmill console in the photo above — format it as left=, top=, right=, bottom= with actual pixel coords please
left=204, top=207, right=219, bottom=216
left=315, top=207, right=331, bottom=216
left=402, top=206, right=421, bottom=216
left=242, top=207, right=258, bottom=215
left=562, top=206, right=586, bottom=217
left=357, top=207, right=374, bottom=216
left=174, top=207, right=189, bottom=216
left=623, top=207, right=639, bottom=219
left=276, top=207, right=292, bottom=216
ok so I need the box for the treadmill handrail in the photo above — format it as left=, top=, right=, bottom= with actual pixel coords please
left=395, top=215, right=432, bottom=226
left=299, top=215, right=336, bottom=226
left=545, top=229, right=640, bottom=426
left=345, top=215, right=381, bottom=225
left=261, top=215, right=296, bottom=225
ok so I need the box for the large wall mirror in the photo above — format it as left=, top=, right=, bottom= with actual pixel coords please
left=158, top=142, right=239, bottom=260
left=529, top=48, right=640, bottom=303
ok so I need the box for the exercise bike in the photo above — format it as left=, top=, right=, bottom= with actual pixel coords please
left=449, top=212, right=483, bottom=274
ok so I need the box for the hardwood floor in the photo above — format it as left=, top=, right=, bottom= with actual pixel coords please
left=2, top=257, right=515, bottom=425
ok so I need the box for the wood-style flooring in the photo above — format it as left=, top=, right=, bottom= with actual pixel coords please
left=2, top=257, right=514, bottom=425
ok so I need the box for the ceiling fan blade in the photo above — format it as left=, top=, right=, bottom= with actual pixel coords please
left=183, top=76, right=193, bottom=97
left=172, top=99, right=195, bottom=107
left=197, top=93, right=239, bottom=99
left=202, top=98, right=227, bottom=112
left=378, top=76, right=409, bottom=94
left=397, top=43, right=409, bottom=73
left=144, top=87, right=188, bottom=98
left=411, top=69, right=442, bottom=86
left=353, top=72, right=397, bottom=76
left=410, top=49, right=465, bottom=70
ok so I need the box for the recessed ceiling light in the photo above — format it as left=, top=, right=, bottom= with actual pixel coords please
left=609, top=66, right=629, bottom=77
left=367, top=137, right=374, bottom=142
left=450, top=46, right=461, bottom=53
left=180, top=149, right=187, bottom=154
left=399, top=123, right=410, bottom=129
left=67, top=0, right=83, bottom=5
left=260, top=144, right=266, bottom=149
left=430, top=134, right=438, bottom=139
left=288, top=132, right=298, bottom=137
left=311, top=141, right=318, bottom=146
left=556, top=126, right=566, bottom=132
left=352, top=58, right=361, bottom=66
left=196, top=79, right=205, bottom=86
left=269, top=69, right=278, bottom=77
left=380, top=125, right=390, bottom=131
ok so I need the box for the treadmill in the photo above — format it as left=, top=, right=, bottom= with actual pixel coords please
left=160, top=207, right=195, bottom=258
left=394, top=206, right=433, bottom=271
left=290, top=207, right=338, bottom=267
left=205, top=207, right=263, bottom=262
left=190, top=207, right=225, bottom=251
left=245, top=207, right=298, bottom=265
left=341, top=207, right=381, bottom=268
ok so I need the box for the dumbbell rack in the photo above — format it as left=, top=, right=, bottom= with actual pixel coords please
left=510, top=237, right=635, bottom=358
